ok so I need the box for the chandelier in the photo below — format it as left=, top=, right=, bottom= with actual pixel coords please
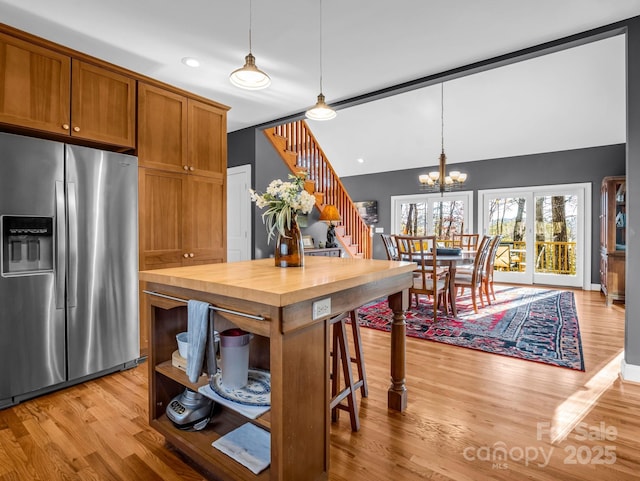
left=419, top=83, right=467, bottom=193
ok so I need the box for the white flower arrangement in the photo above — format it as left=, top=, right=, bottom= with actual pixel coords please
left=250, top=172, right=316, bottom=243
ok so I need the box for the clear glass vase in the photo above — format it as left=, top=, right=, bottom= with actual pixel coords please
left=274, top=215, right=304, bottom=267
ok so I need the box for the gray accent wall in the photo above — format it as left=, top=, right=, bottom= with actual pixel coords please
left=227, top=126, right=255, bottom=170
left=340, top=144, right=625, bottom=282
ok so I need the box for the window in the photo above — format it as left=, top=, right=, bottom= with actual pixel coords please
left=391, top=191, right=473, bottom=241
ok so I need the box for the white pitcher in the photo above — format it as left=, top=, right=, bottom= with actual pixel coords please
left=219, top=328, right=252, bottom=389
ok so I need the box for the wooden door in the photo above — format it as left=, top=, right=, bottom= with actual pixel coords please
left=138, top=82, right=188, bottom=172
left=187, top=99, right=227, bottom=177
left=183, top=174, right=226, bottom=265
left=71, top=59, right=136, bottom=148
left=0, top=32, right=70, bottom=134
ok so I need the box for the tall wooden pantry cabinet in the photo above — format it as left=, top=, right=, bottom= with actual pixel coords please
left=600, top=176, right=626, bottom=306
left=137, top=82, right=229, bottom=352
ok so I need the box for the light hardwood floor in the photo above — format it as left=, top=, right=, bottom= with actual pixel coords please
left=0, top=287, right=638, bottom=480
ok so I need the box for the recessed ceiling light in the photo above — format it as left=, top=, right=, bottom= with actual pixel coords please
left=181, top=57, right=200, bottom=68
left=357, top=158, right=365, bottom=163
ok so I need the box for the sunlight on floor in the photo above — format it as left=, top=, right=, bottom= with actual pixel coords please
left=459, top=287, right=561, bottom=319
left=550, top=350, right=624, bottom=444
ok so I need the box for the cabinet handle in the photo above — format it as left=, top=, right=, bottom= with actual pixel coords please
left=189, top=166, right=195, bottom=171
left=183, top=253, right=189, bottom=258
left=189, top=253, right=194, bottom=258
left=183, top=165, right=189, bottom=171
left=73, top=126, right=80, bottom=132
left=62, top=124, right=70, bottom=130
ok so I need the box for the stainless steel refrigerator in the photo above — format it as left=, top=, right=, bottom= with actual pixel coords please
left=0, top=132, right=139, bottom=408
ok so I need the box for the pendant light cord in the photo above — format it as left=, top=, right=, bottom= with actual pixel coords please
left=441, top=83, right=445, bottom=154
left=248, top=0, right=253, bottom=53
left=319, top=0, right=324, bottom=94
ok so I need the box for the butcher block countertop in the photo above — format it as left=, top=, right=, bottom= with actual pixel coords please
left=139, top=256, right=416, bottom=308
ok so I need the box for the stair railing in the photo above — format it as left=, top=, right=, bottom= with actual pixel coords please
left=266, top=120, right=372, bottom=258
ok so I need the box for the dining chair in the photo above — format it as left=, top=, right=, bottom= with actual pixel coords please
left=380, top=233, right=399, bottom=260
left=452, top=235, right=493, bottom=313
left=394, top=235, right=449, bottom=322
left=482, top=234, right=503, bottom=305
left=453, top=233, right=480, bottom=251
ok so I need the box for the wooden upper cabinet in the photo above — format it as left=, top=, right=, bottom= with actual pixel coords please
left=71, top=59, right=136, bottom=148
left=0, top=32, right=135, bottom=148
left=138, top=82, right=188, bottom=172
left=138, top=83, right=227, bottom=178
left=0, top=32, right=70, bottom=134
left=188, top=99, right=227, bottom=177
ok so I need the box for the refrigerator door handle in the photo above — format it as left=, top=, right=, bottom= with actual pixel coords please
left=55, top=181, right=66, bottom=309
left=67, top=181, right=78, bottom=308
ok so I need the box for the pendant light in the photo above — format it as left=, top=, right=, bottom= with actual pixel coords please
left=418, top=83, right=467, bottom=193
left=230, top=0, right=271, bottom=90
left=306, top=0, right=336, bottom=121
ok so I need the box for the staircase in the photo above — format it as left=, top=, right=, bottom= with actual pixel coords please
left=263, top=120, right=372, bottom=259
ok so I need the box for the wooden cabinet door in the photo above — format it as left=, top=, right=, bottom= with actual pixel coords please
left=139, top=168, right=188, bottom=270
left=600, top=181, right=607, bottom=251
left=138, top=83, right=188, bottom=172
left=0, top=32, right=70, bottom=134
left=188, top=99, right=227, bottom=177
left=600, top=252, right=608, bottom=295
left=183, top=174, right=226, bottom=265
left=71, top=59, right=136, bottom=148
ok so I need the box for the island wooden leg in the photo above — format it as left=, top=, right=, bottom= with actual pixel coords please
left=387, top=290, right=408, bottom=412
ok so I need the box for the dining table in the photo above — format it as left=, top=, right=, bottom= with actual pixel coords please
left=434, top=250, right=475, bottom=316
left=401, top=249, right=476, bottom=317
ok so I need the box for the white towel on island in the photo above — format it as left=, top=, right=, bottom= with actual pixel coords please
left=187, top=299, right=210, bottom=383
left=212, top=423, right=271, bottom=474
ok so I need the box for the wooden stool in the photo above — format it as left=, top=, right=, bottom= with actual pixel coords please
left=330, top=310, right=368, bottom=432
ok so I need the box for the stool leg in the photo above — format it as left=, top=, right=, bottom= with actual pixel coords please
left=336, top=319, right=360, bottom=432
left=349, top=310, right=368, bottom=398
left=331, top=320, right=341, bottom=423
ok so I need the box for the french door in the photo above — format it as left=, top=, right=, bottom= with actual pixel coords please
left=479, top=183, right=591, bottom=288
left=390, top=191, right=474, bottom=240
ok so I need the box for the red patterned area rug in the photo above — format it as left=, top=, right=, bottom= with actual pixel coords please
left=357, top=286, right=584, bottom=371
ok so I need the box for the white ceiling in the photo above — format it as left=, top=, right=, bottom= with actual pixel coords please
left=1, top=0, right=638, bottom=176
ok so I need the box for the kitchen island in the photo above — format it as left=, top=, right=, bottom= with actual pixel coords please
left=140, top=256, right=415, bottom=481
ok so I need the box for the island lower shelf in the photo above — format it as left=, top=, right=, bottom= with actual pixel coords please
left=153, top=361, right=272, bottom=481
left=152, top=414, right=270, bottom=481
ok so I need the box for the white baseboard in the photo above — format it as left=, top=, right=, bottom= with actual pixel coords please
left=621, top=359, right=640, bottom=383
